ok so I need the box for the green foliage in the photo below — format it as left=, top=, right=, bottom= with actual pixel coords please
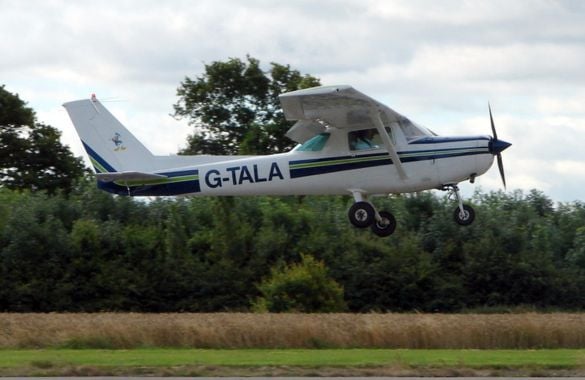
left=0, top=191, right=74, bottom=310
left=0, top=86, right=85, bottom=194
left=173, top=56, right=320, bottom=155
left=567, top=227, right=585, bottom=268
left=0, top=184, right=584, bottom=312
left=253, top=254, right=346, bottom=312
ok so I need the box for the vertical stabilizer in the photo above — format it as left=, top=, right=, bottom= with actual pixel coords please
left=63, top=97, right=155, bottom=173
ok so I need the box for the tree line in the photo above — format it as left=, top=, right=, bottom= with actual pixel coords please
left=0, top=183, right=584, bottom=312
left=1, top=57, right=584, bottom=312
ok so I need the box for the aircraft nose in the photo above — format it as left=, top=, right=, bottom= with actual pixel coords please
left=489, top=138, right=512, bottom=155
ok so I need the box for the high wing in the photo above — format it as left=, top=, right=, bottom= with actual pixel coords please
left=279, top=85, right=408, bottom=179
left=279, top=85, right=406, bottom=135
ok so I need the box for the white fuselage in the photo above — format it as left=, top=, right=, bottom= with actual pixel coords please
left=197, top=139, right=492, bottom=196
left=101, top=126, right=495, bottom=198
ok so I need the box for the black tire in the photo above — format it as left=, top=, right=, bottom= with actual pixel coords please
left=348, top=201, right=375, bottom=228
left=371, top=210, right=397, bottom=237
left=454, top=204, right=475, bottom=226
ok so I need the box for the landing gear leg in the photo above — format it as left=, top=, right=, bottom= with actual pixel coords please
left=443, top=184, right=475, bottom=226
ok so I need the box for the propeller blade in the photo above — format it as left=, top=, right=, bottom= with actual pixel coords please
left=488, top=102, right=497, bottom=140
left=497, top=153, right=506, bottom=189
left=488, top=104, right=509, bottom=189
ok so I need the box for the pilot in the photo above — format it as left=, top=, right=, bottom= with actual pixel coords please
left=351, top=129, right=377, bottom=150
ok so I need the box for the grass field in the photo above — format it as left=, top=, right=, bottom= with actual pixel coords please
left=1, top=348, right=585, bottom=376
left=1, top=348, right=583, bottom=367
left=4, top=313, right=585, bottom=375
left=2, top=312, right=585, bottom=349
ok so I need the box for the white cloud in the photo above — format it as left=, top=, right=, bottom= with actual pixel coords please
left=555, top=160, right=585, bottom=176
left=1, top=0, right=585, bottom=202
left=536, top=94, right=585, bottom=116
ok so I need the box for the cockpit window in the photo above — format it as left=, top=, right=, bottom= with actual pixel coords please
left=296, top=133, right=330, bottom=152
left=348, top=127, right=392, bottom=151
left=349, top=128, right=381, bottom=151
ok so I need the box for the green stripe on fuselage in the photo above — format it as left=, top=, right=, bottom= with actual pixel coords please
left=400, top=147, right=486, bottom=158
left=290, top=147, right=489, bottom=170
left=290, top=155, right=389, bottom=170
left=113, top=175, right=199, bottom=187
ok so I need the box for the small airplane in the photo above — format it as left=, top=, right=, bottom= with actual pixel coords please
left=64, top=85, right=511, bottom=237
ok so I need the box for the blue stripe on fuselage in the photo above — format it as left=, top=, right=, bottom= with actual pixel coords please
left=409, top=136, right=490, bottom=144
left=289, top=144, right=489, bottom=178
left=290, top=153, right=392, bottom=178
left=159, top=169, right=199, bottom=177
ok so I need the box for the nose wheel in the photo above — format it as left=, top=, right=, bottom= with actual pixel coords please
left=454, top=204, right=475, bottom=225
left=442, top=184, right=476, bottom=226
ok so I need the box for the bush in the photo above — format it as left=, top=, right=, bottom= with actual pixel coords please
left=252, top=254, right=346, bottom=312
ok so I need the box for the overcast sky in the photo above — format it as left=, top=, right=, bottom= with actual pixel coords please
left=2, top=0, right=585, bottom=202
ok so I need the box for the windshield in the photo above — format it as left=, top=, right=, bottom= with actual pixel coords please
left=398, top=118, right=433, bottom=141
left=296, top=133, right=330, bottom=152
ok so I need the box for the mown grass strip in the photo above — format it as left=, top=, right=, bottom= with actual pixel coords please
left=0, top=349, right=584, bottom=369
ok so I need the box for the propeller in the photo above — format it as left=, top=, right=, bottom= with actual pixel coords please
left=488, top=103, right=511, bottom=189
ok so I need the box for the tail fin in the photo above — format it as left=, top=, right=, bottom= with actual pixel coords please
left=63, top=97, right=155, bottom=173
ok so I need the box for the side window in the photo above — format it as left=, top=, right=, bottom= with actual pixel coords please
left=349, top=128, right=388, bottom=151
left=384, top=126, right=394, bottom=144
left=296, top=133, right=330, bottom=152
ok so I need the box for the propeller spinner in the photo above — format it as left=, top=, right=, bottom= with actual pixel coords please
left=487, top=104, right=512, bottom=188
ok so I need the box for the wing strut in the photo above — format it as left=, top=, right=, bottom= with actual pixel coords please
left=371, top=109, right=408, bottom=180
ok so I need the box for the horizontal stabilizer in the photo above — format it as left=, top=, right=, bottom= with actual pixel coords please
left=96, top=171, right=167, bottom=183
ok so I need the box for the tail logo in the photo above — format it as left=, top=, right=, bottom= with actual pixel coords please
left=111, top=132, right=127, bottom=151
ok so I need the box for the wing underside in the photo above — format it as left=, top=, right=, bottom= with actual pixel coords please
left=279, top=85, right=406, bottom=137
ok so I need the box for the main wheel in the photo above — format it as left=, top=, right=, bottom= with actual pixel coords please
left=371, top=210, right=397, bottom=237
left=454, top=204, right=475, bottom=226
left=348, top=201, right=375, bottom=228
